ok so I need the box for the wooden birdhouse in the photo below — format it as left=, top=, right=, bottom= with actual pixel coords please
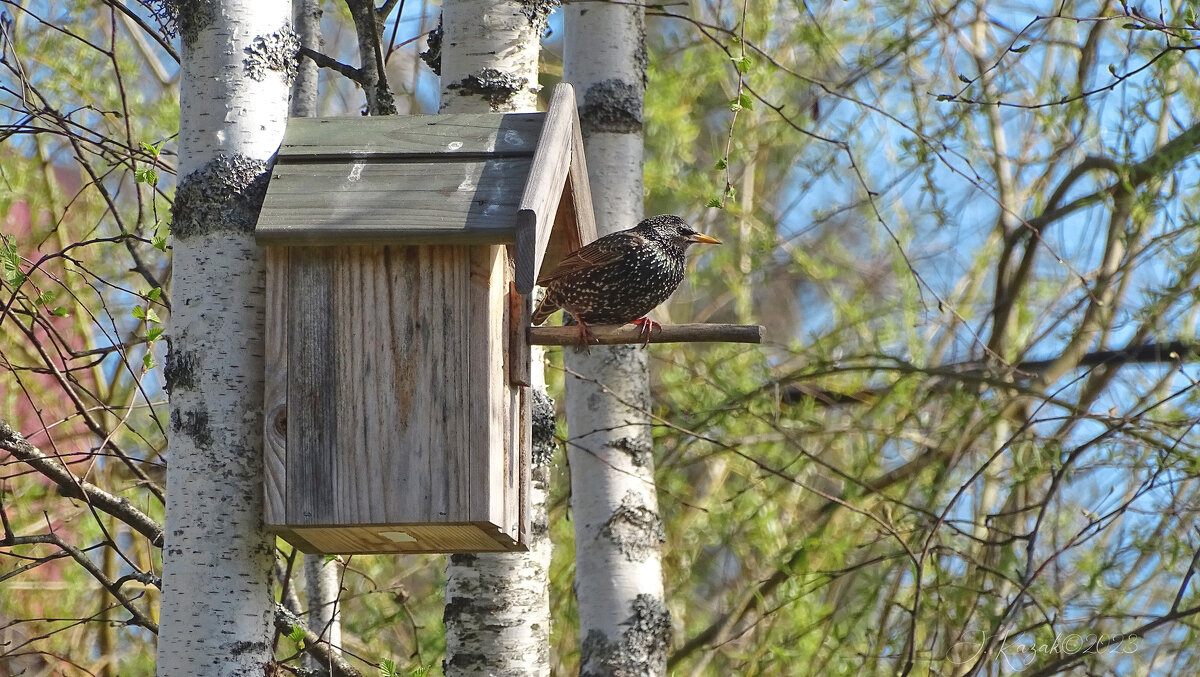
left=256, top=83, right=596, bottom=554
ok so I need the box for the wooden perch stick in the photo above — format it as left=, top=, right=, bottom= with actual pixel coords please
left=527, top=323, right=763, bottom=346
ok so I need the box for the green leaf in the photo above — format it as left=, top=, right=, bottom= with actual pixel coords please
left=142, top=353, right=157, bottom=370
left=379, top=658, right=398, bottom=677
left=1, top=235, right=24, bottom=286
left=714, top=158, right=728, bottom=170
left=732, top=55, right=752, bottom=72
left=287, top=624, right=306, bottom=649
left=133, top=305, right=161, bottom=324
left=51, top=307, right=69, bottom=317
left=135, top=167, right=159, bottom=186
left=147, top=327, right=164, bottom=341
left=706, top=197, right=723, bottom=209
left=152, top=234, right=168, bottom=252
left=147, top=287, right=162, bottom=302
left=37, top=290, right=56, bottom=306
left=738, top=93, right=753, bottom=110
left=140, top=140, right=165, bottom=158
left=1185, top=6, right=1197, bottom=24
left=728, top=100, right=742, bottom=113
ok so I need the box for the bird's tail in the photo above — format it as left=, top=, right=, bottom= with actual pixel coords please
left=531, top=291, right=559, bottom=326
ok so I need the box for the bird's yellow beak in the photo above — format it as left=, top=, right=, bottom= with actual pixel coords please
left=689, top=232, right=722, bottom=245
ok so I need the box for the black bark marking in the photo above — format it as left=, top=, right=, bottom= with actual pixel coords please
left=170, top=407, right=212, bottom=450
left=172, top=155, right=271, bottom=238
left=580, top=594, right=672, bottom=677
left=447, top=68, right=529, bottom=110
left=420, top=15, right=442, bottom=75
left=579, top=79, right=644, bottom=135
left=531, top=388, right=556, bottom=467
left=163, top=344, right=199, bottom=393
left=519, top=0, right=560, bottom=33
left=172, top=0, right=216, bottom=49
left=612, top=435, right=652, bottom=467
left=244, top=26, right=301, bottom=84
left=600, top=490, right=665, bottom=562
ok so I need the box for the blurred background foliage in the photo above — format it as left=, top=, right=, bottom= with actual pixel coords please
left=2, top=0, right=1200, bottom=675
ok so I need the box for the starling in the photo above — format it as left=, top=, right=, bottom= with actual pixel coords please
left=532, top=214, right=721, bottom=345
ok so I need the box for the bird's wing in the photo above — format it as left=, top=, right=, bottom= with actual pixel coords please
left=536, top=232, right=644, bottom=285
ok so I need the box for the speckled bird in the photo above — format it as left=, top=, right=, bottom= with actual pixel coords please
left=532, top=214, right=721, bottom=345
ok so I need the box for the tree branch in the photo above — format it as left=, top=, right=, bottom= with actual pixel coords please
left=273, top=603, right=364, bottom=677
left=299, top=46, right=367, bottom=85
left=528, top=323, right=763, bottom=345
left=0, top=419, right=164, bottom=547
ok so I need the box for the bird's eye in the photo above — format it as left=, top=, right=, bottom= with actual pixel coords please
left=679, top=227, right=695, bottom=236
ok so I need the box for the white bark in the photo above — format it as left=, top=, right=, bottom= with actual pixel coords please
left=291, top=0, right=321, bottom=118
left=439, top=0, right=552, bottom=674
left=564, top=4, right=672, bottom=676
left=439, top=0, right=542, bottom=114
left=157, top=3, right=294, bottom=675
left=303, top=556, right=343, bottom=666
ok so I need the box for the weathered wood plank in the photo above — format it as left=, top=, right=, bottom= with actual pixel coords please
left=468, top=245, right=511, bottom=529
left=278, top=112, right=544, bottom=160
left=256, top=158, right=532, bottom=244
left=322, top=246, right=476, bottom=526
left=515, top=83, right=576, bottom=293
left=528, top=323, right=765, bottom=345
left=281, top=523, right=522, bottom=554
left=263, top=247, right=289, bottom=525
left=287, top=248, right=337, bottom=524
left=507, top=281, right=531, bottom=386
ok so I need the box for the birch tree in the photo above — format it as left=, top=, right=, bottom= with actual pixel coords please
left=563, top=4, right=671, bottom=675
left=156, top=2, right=295, bottom=673
left=437, top=0, right=554, bottom=674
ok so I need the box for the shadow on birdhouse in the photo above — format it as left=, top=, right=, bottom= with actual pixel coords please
left=256, top=83, right=596, bottom=554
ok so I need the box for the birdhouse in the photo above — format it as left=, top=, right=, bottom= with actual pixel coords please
left=256, top=83, right=596, bottom=554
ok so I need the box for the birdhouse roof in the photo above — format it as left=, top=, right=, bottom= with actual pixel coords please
left=255, top=83, right=596, bottom=293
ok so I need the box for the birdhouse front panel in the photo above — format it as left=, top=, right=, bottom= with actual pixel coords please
left=264, top=243, right=527, bottom=554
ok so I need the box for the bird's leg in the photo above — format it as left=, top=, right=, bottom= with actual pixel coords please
left=631, top=317, right=661, bottom=347
left=575, top=316, right=598, bottom=352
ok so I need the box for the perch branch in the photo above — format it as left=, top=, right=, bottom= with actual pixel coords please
left=528, top=323, right=762, bottom=345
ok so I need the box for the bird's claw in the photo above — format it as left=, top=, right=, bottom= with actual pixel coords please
left=631, top=317, right=661, bottom=347
left=575, top=318, right=598, bottom=353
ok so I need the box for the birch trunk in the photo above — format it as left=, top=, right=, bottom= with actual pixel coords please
left=439, top=0, right=553, bottom=674
left=564, top=5, right=672, bottom=675
left=157, top=2, right=295, bottom=674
